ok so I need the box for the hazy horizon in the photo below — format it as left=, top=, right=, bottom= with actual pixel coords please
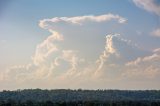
left=0, top=0, right=160, bottom=90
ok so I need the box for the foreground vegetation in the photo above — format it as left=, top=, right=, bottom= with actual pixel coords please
left=0, top=89, right=160, bottom=106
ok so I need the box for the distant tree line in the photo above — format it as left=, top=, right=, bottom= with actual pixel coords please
left=0, top=89, right=160, bottom=106
left=0, top=100, right=160, bottom=106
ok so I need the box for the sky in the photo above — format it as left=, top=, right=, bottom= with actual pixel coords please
left=0, top=0, right=160, bottom=90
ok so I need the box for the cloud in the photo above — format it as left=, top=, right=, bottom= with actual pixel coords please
left=39, top=14, right=127, bottom=29
left=133, top=0, right=160, bottom=38
left=94, top=34, right=143, bottom=78
left=125, top=48, right=160, bottom=79
left=2, top=13, right=160, bottom=89
left=133, top=0, right=160, bottom=16
left=32, top=30, right=63, bottom=66
left=126, top=48, right=160, bottom=66
left=2, top=32, right=160, bottom=89
left=151, top=28, right=160, bottom=37
left=61, top=50, right=78, bottom=70
left=1, top=31, right=65, bottom=83
left=96, top=34, right=118, bottom=72
left=153, top=48, right=160, bottom=52
left=122, top=65, right=159, bottom=80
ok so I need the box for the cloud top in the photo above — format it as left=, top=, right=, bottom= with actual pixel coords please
left=39, top=14, right=127, bottom=29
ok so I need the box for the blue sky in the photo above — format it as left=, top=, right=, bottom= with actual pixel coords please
left=0, top=0, right=160, bottom=90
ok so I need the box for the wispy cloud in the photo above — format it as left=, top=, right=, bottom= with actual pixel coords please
left=133, top=0, right=160, bottom=16
left=151, top=28, right=160, bottom=37
left=125, top=48, right=160, bottom=79
left=133, top=0, right=160, bottom=39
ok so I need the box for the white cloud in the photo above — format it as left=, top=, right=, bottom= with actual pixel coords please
left=39, top=14, right=127, bottom=29
left=125, top=49, right=160, bottom=79
left=94, top=34, right=142, bottom=79
left=133, top=0, right=160, bottom=16
left=2, top=13, right=160, bottom=90
left=125, top=57, right=141, bottom=66
left=2, top=32, right=160, bottom=89
left=126, top=48, right=160, bottom=66
left=32, top=31, right=63, bottom=66
left=153, top=48, right=160, bottom=52
left=122, top=65, right=159, bottom=79
left=151, top=28, right=160, bottom=37
left=96, top=34, right=118, bottom=72
left=61, top=50, right=78, bottom=70
left=133, top=0, right=160, bottom=38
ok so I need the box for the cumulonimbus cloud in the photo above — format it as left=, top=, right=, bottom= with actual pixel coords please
left=2, top=32, right=160, bottom=89
left=1, top=13, right=160, bottom=89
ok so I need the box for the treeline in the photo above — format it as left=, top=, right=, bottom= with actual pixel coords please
left=0, top=89, right=160, bottom=106
left=0, top=100, right=160, bottom=106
